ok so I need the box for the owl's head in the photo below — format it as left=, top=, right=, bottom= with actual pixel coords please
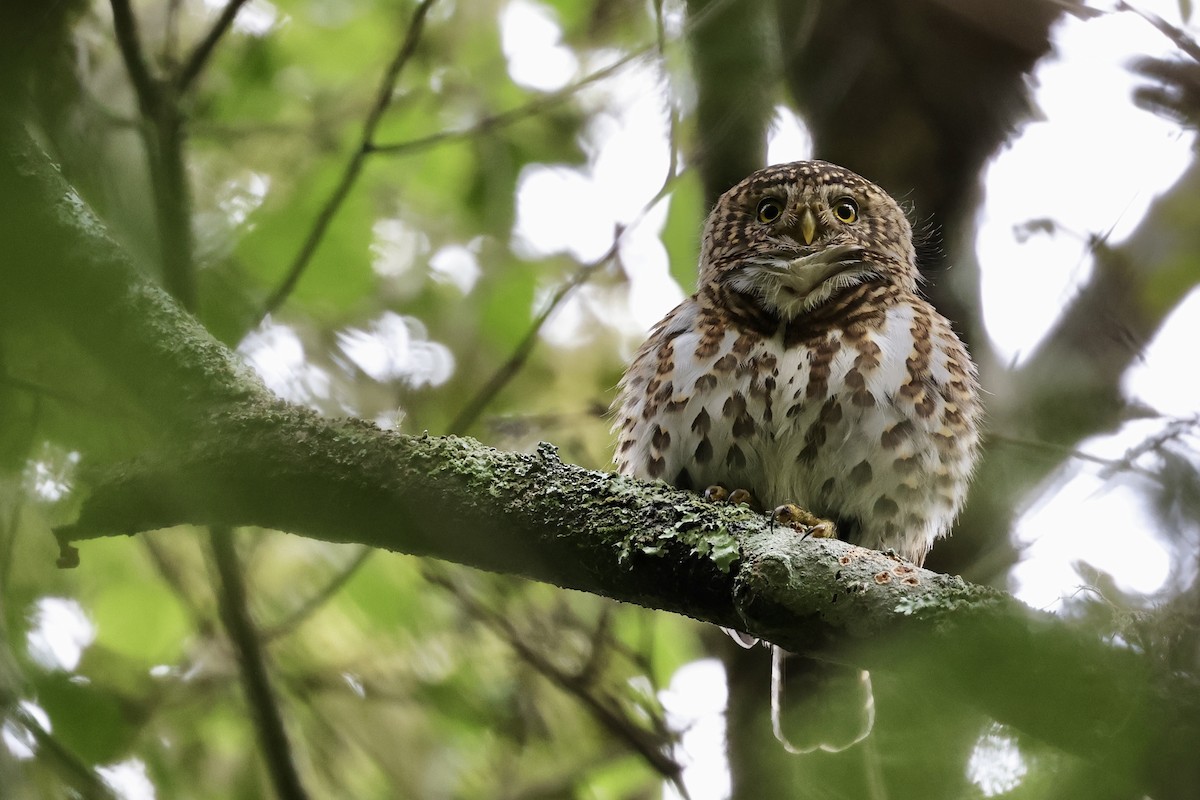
left=698, top=161, right=919, bottom=320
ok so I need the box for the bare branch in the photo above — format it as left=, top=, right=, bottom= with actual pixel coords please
left=14, top=706, right=119, bottom=800
left=258, top=0, right=440, bottom=320
left=210, top=525, right=310, bottom=800
left=367, top=48, right=647, bottom=156
left=176, top=0, right=253, bottom=93
left=448, top=166, right=683, bottom=434
left=426, top=568, right=686, bottom=791
left=447, top=242, right=619, bottom=435
left=262, top=546, right=373, bottom=642
left=109, top=0, right=198, bottom=310
left=108, top=0, right=161, bottom=116
left=1119, top=1, right=1200, bottom=63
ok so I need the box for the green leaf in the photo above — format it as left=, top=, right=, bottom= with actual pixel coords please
left=35, top=672, right=137, bottom=763
left=662, top=170, right=704, bottom=293
left=89, top=581, right=189, bottom=665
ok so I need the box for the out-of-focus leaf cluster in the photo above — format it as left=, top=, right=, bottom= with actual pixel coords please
left=1, top=1, right=709, bottom=797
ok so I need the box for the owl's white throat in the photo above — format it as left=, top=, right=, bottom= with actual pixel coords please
left=730, top=245, right=874, bottom=319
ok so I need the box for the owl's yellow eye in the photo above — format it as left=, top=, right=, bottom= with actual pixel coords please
left=832, top=198, right=858, bottom=223
left=756, top=198, right=784, bottom=224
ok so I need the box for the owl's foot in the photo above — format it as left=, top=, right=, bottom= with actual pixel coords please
left=772, top=504, right=838, bottom=540
left=703, top=484, right=756, bottom=508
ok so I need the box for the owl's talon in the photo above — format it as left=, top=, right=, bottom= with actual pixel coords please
left=727, top=488, right=754, bottom=507
left=772, top=504, right=838, bottom=540
left=703, top=485, right=757, bottom=508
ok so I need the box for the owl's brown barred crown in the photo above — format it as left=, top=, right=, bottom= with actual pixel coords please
left=700, top=161, right=919, bottom=321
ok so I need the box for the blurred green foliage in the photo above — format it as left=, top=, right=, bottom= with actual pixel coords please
left=4, top=1, right=1199, bottom=799
left=0, top=1, right=710, bottom=797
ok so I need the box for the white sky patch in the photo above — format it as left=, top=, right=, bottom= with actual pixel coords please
left=2, top=700, right=50, bottom=760
left=978, top=6, right=1195, bottom=364
left=217, top=171, right=270, bottom=227
left=98, top=758, right=157, bottom=800
left=513, top=51, right=677, bottom=343
left=204, top=0, right=279, bottom=36
left=238, top=320, right=331, bottom=405
left=25, top=445, right=81, bottom=503
left=767, top=105, right=814, bottom=164
left=342, top=672, right=366, bottom=698
left=967, top=724, right=1028, bottom=796
left=1124, top=288, right=1200, bottom=416
left=977, top=2, right=1199, bottom=618
left=660, top=0, right=687, bottom=39
left=27, top=597, right=96, bottom=672
left=336, top=311, right=455, bottom=387
left=1011, top=459, right=1174, bottom=609
left=661, top=658, right=730, bottom=800
left=501, top=0, right=578, bottom=92
left=371, top=217, right=431, bottom=279
left=514, top=166, right=612, bottom=262
left=429, top=242, right=482, bottom=294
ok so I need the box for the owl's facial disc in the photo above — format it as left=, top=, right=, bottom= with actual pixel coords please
left=725, top=193, right=891, bottom=318
left=728, top=244, right=877, bottom=319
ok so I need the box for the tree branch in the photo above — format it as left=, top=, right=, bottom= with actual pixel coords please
left=448, top=150, right=682, bottom=434
left=109, top=0, right=161, bottom=118
left=367, top=48, right=647, bottom=156
left=685, top=0, right=774, bottom=204
left=6, top=107, right=1200, bottom=800
left=49, top=411, right=1200, bottom=798
left=427, top=569, right=685, bottom=789
left=176, top=0, right=252, bottom=93
left=210, top=526, right=310, bottom=800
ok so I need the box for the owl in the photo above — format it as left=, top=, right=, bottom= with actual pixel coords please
left=614, top=160, right=981, bottom=568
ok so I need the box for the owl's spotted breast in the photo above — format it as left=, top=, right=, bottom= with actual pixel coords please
left=614, top=160, right=981, bottom=566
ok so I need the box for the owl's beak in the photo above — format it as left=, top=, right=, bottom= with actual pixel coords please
left=799, top=207, right=817, bottom=246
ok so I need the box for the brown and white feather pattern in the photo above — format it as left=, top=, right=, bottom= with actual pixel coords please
left=614, top=161, right=981, bottom=566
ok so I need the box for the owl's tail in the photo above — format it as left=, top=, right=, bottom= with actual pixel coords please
left=770, top=645, right=876, bottom=754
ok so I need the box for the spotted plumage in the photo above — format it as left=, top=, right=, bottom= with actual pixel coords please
left=614, top=161, right=981, bottom=565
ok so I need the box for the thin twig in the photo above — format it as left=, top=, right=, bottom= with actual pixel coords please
left=989, top=420, right=1200, bottom=485
left=654, top=1, right=681, bottom=187
left=258, top=0, right=440, bottom=320
left=262, top=546, right=374, bottom=642
left=109, top=0, right=161, bottom=115
left=446, top=242, right=619, bottom=435
left=1099, top=415, right=1200, bottom=480
left=210, top=526, right=310, bottom=800
left=447, top=160, right=684, bottom=435
left=176, top=0, right=253, bottom=92
left=1119, top=1, right=1200, bottom=62
left=109, top=0, right=198, bottom=309
left=424, top=569, right=687, bottom=794
left=446, top=8, right=685, bottom=436
left=16, top=707, right=119, bottom=800
left=164, top=0, right=183, bottom=65
left=367, top=47, right=649, bottom=156
left=989, top=432, right=1139, bottom=470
